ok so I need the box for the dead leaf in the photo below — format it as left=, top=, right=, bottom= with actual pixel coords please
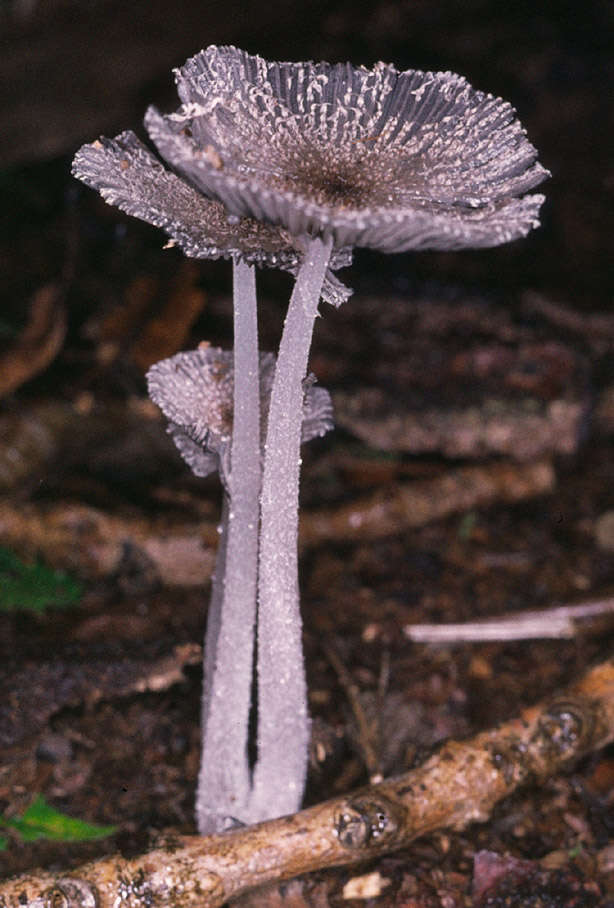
left=130, top=262, right=206, bottom=370
left=0, top=284, right=66, bottom=398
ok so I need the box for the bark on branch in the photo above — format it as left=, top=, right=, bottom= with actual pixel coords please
left=2, top=658, right=613, bottom=908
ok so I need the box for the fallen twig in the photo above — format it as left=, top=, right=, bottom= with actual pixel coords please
left=332, top=390, right=584, bottom=461
left=0, top=460, right=554, bottom=584
left=322, top=641, right=382, bottom=782
left=0, top=501, right=217, bottom=586
left=300, top=459, right=555, bottom=544
left=404, top=597, right=614, bottom=642
left=1, top=658, right=613, bottom=907
left=0, top=285, right=66, bottom=399
left=522, top=292, right=614, bottom=351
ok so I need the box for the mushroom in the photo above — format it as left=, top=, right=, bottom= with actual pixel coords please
left=145, top=46, right=549, bottom=821
left=72, top=130, right=346, bottom=832
left=147, top=345, right=333, bottom=832
left=72, top=49, right=549, bottom=830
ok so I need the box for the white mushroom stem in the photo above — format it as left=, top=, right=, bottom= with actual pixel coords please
left=250, top=234, right=334, bottom=821
left=200, top=494, right=227, bottom=765
left=197, top=259, right=262, bottom=834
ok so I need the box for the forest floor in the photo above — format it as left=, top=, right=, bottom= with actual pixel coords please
left=1, top=2, right=613, bottom=904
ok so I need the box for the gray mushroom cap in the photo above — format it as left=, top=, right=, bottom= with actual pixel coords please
left=145, top=45, right=549, bottom=254
left=147, top=345, right=333, bottom=484
left=72, top=131, right=352, bottom=307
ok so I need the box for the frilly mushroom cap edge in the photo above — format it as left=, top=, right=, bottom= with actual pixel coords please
left=144, top=46, right=549, bottom=254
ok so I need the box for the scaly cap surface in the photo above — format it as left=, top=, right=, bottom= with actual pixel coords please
left=145, top=46, right=549, bottom=253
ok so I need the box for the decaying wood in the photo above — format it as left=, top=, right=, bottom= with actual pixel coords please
left=1, top=658, right=613, bottom=908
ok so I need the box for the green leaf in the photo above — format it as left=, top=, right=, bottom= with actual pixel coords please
left=0, top=547, right=82, bottom=613
left=457, top=510, right=477, bottom=542
left=0, top=835, right=8, bottom=850
left=1, top=796, right=116, bottom=843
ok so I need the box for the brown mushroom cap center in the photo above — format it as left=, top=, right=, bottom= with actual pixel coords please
left=241, top=138, right=428, bottom=212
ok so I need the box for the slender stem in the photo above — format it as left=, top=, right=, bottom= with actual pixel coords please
left=196, top=259, right=262, bottom=834
left=200, top=493, right=229, bottom=742
left=250, top=234, right=334, bottom=821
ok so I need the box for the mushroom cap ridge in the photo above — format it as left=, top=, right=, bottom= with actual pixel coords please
left=145, top=45, right=549, bottom=253
left=72, top=131, right=352, bottom=307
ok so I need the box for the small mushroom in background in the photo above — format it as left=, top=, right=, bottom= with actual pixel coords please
left=147, top=345, right=333, bottom=833
left=146, top=45, right=548, bottom=823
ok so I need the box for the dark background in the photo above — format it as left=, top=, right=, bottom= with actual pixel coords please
left=2, top=0, right=613, bottom=315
